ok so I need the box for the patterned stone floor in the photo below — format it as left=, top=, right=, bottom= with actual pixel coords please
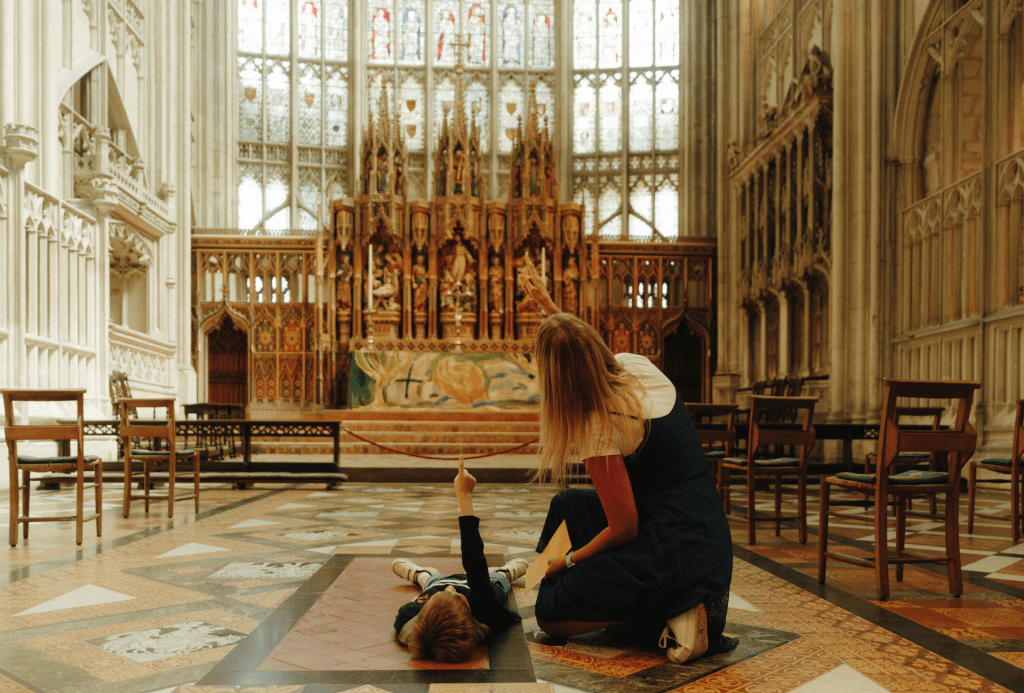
left=0, top=478, right=1022, bottom=693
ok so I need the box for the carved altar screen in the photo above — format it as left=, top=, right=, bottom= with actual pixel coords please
left=571, top=1, right=682, bottom=241
left=365, top=1, right=556, bottom=201
left=192, top=237, right=329, bottom=412
left=237, top=0, right=350, bottom=233
left=595, top=239, right=715, bottom=400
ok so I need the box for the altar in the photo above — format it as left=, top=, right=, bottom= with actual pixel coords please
left=348, top=348, right=540, bottom=409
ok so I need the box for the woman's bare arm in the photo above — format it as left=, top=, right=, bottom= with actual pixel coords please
left=544, top=454, right=639, bottom=577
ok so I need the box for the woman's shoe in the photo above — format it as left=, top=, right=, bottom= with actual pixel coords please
left=658, top=602, right=709, bottom=663
left=392, top=558, right=439, bottom=587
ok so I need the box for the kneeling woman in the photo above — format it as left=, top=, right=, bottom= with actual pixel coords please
left=521, top=257, right=736, bottom=661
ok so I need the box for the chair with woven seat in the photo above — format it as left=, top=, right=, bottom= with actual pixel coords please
left=818, top=379, right=979, bottom=601
left=2, top=389, right=103, bottom=546
left=718, top=396, right=818, bottom=545
left=118, top=398, right=199, bottom=518
left=967, top=399, right=1024, bottom=541
left=685, top=403, right=738, bottom=511
left=863, top=406, right=945, bottom=516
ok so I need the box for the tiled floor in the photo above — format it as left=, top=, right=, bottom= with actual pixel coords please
left=0, top=479, right=1022, bottom=693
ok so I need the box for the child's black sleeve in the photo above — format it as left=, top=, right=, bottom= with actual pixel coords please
left=459, top=515, right=522, bottom=632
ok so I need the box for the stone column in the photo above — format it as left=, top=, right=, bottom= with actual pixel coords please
left=2, top=123, right=40, bottom=390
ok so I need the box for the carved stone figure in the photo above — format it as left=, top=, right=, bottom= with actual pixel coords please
left=372, top=254, right=400, bottom=311
left=563, top=256, right=580, bottom=315
left=453, top=148, right=466, bottom=193
left=376, top=149, right=389, bottom=192
left=462, top=269, right=477, bottom=312
left=488, top=255, right=505, bottom=313
left=363, top=151, right=373, bottom=194
left=412, top=254, right=428, bottom=311
left=727, top=139, right=742, bottom=170
left=449, top=234, right=471, bottom=284
left=529, top=155, right=540, bottom=195
left=394, top=151, right=406, bottom=196
left=439, top=268, right=456, bottom=311
left=470, top=156, right=481, bottom=197
left=336, top=253, right=353, bottom=309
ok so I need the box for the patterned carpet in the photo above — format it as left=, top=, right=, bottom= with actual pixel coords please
left=1, top=479, right=1022, bottom=693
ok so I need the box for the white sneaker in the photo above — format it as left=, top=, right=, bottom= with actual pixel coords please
left=392, top=558, right=439, bottom=586
left=490, top=558, right=531, bottom=582
left=658, top=603, right=709, bottom=663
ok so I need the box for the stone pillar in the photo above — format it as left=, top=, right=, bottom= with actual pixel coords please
left=2, top=123, right=40, bottom=389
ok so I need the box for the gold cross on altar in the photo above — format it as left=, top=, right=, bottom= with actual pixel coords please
left=450, top=32, right=471, bottom=68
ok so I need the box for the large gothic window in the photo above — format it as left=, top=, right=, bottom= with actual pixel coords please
left=236, top=2, right=686, bottom=240
left=571, top=1, right=681, bottom=240
left=364, top=1, right=556, bottom=200
left=237, top=0, right=350, bottom=234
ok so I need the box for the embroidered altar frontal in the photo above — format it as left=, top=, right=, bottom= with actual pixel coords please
left=349, top=349, right=540, bottom=409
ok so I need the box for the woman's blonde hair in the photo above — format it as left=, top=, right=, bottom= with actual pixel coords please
left=534, top=313, right=647, bottom=487
left=409, top=591, right=477, bottom=662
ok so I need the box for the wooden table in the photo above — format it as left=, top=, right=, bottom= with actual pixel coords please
left=55, top=419, right=345, bottom=488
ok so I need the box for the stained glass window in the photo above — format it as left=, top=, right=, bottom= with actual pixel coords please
left=499, top=77, right=525, bottom=152
left=573, top=0, right=682, bottom=239
left=500, top=3, right=524, bottom=66
left=466, top=3, right=489, bottom=66
left=237, top=0, right=349, bottom=233
left=398, top=1, right=426, bottom=64
left=368, top=4, right=394, bottom=62
left=529, top=1, right=554, bottom=68
left=435, top=1, right=460, bottom=65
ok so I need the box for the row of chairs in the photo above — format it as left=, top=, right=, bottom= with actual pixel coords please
left=3, top=389, right=200, bottom=547
left=688, top=380, right=1024, bottom=601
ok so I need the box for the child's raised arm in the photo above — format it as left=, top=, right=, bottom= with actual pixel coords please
left=454, top=456, right=476, bottom=516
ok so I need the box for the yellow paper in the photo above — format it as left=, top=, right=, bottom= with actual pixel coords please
left=524, top=520, right=572, bottom=592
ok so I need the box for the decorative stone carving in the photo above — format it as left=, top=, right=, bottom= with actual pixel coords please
left=2, top=123, right=40, bottom=167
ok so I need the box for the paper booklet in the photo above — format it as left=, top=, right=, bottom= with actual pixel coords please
left=523, top=520, right=572, bottom=592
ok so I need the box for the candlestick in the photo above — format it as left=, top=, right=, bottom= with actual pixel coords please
left=541, top=247, right=546, bottom=286
left=367, top=244, right=373, bottom=311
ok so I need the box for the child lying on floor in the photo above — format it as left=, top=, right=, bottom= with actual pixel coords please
left=392, top=459, right=528, bottom=662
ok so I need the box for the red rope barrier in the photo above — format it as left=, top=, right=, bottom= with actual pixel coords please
left=342, top=427, right=540, bottom=460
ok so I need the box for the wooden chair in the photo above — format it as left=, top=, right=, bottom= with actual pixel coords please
left=863, top=406, right=945, bottom=516
left=118, top=399, right=199, bottom=518
left=719, top=396, right=818, bottom=545
left=818, top=379, right=979, bottom=601
left=2, top=389, right=103, bottom=546
left=685, top=403, right=738, bottom=512
left=967, top=399, right=1024, bottom=541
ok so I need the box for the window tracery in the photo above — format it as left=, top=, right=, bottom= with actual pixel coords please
left=572, top=0, right=682, bottom=241
left=237, top=0, right=350, bottom=234
left=237, top=1, right=686, bottom=241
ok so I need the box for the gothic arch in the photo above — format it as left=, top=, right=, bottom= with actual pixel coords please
left=892, top=0, right=947, bottom=172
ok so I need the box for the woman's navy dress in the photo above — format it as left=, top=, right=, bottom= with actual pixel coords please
left=535, top=398, right=736, bottom=654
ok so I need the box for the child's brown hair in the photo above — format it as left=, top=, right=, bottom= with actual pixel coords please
left=408, top=591, right=477, bottom=662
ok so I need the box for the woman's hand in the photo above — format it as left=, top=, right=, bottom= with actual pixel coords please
left=520, top=253, right=559, bottom=316
left=454, top=456, right=476, bottom=495
left=544, top=554, right=569, bottom=580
